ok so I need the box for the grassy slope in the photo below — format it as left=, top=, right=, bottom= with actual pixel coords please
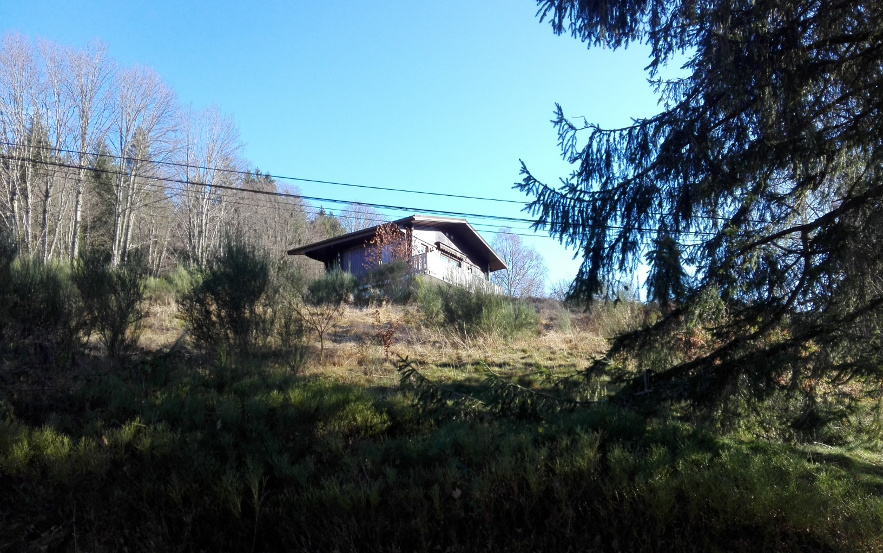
left=1, top=301, right=882, bottom=552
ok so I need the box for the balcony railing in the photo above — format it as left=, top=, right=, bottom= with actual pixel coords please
left=409, top=252, right=502, bottom=293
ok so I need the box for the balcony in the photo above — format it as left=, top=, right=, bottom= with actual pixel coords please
left=409, top=251, right=502, bottom=294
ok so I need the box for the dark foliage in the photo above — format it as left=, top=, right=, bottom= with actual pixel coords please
left=73, top=249, right=147, bottom=359
left=3, top=355, right=879, bottom=552
left=0, top=258, right=81, bottom=366
left=0, top=230, right=17, bottom=343
left=178, top=239, right=272, bottom=356
left=520, top=0, right=883, bottom=413
left=305, top=270, right=358, bottom=306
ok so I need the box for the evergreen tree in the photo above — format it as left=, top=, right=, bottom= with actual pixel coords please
left=311, top=207, right=345, bottom=240
left=519, top=0, right=883, bottom=409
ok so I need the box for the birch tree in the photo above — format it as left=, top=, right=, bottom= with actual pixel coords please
left=65, top=39, right=112, bottom=259
left=0, top=33, right=40, bottom=255
left=0, top=33, right=304, bottom=272
left=108, top=65, right=175, bottom=266
left=176, top=105, right=241, bottom=266
left=34, top=38, right=77, bottom=261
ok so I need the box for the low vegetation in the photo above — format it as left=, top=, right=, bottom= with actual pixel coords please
left=1, top=244, right=882, bottom=552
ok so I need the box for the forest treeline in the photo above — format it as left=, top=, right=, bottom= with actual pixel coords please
left=0, top=33, right=347, bottom=274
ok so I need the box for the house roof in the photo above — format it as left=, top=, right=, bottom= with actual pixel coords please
left=287, top=215, right=507, bottom=272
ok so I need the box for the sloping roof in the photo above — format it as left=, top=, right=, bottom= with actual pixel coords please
left=287, top=215, right=507, bottom=272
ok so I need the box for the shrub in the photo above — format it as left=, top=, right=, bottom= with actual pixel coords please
left=357, top=260, right=414, bottom=305
left=179, top=240, right=271, bottom=356
left=178, top=240, right=306, bottom=365
left=417, top=278, right=538, bottom=338
left=586, top=293, right=645, bottom=338
left=306, top=270, right=358, bottom=306
left=144, top=265, right=201, bottom=306
left=2, top=258, right=81, bottom=364
left=144, top=276, right=176, bottom=305
left=168, top=264, right=198, bottom=297
left=291, top=270, right=356, bottom=363
left=266, top=260, right=310, bottom=365
left=73, top=250, right=148, bottom=359
left=0, top=230, right=17, bottom=343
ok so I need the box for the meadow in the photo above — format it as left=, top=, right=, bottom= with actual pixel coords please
left=1, top=256, right=882, bottom=552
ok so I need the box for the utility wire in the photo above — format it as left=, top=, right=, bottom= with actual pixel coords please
left=0, top=152, right=734, bottom=238
left=0, top=141, right=529, bottom=205
left=1, top=141, right=769, bottom=229
left=1, top=153, right=539, bottom=224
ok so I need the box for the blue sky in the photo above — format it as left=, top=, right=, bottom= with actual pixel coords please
left=1, top=0, right=664, bottom=292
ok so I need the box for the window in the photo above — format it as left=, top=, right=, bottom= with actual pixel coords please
left=440, top=251, right=461, bottom=268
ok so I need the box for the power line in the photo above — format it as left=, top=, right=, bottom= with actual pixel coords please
left=0, top=141, right=529, bottom=205
left=109, top=181, right=567, bottom=240
left=0, top=152, right=731, bottom=238
left=0, top=141, right=766, bottom=230
left=1, top=153, right=540, bottom=224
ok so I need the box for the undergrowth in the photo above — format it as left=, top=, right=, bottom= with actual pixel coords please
left=1, top=351, right=882, bottom=552
left=417, top=279, right=539, bottom=339
left=1, top=241, right=881, bottom=551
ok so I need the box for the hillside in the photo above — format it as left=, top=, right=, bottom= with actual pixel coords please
left=2, top=275, right=883, bottom=552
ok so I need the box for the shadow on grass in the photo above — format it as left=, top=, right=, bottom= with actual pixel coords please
left=1, top=352, right=882, bottom=552
left=805, top=449, right=883, bottom=494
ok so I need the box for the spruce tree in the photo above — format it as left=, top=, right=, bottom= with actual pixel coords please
left=520, top=0, right=883, bottom=410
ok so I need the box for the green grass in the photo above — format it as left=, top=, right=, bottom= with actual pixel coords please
left=2, top=353, right=882, bottom=552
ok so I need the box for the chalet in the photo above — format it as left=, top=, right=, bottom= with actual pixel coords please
left=287, top=215, right=506, bottom=291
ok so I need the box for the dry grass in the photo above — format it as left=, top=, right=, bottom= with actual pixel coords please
left=135, top=295, right=617, bottom=390
left=139, top=296, right=184, bottom=351
left=135, top=296, right=612, bottom=387
left=279, top=301, right=608, bottom=387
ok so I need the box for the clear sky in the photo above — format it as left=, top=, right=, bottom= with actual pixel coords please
left=0, top=0, right=664, bottom=292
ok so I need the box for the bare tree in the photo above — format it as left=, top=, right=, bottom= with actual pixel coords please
left=65, top=39, right=112, bottom=259
left=0, top=33, right=40, bottom=255
left=294, top=300, right=344, bottom=363
left=0, top=33, right=315, bottom=274
left=175, top=104, right=242, bottom=266
left=35, top=38, right=77, bottom=262
left=135, top=184, right=176, bottom=275
left=108, top=64, right=176, bottom=266
left=548, top=278, right=572, bottom=302
left=0, top=35, right=113, bottom=262
left=490, top=228, right=548, bottom=298
left=231, top=171, right=308, bottom=259
left=340, top=202, right=381, bottom=233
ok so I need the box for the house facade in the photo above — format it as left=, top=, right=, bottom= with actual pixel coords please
left=287, top=215, right=506, bottom=291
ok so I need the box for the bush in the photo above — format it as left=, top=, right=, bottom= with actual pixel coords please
left=73, top=250, right=148, bottom=359
left=357, top=260, right=414, bottom=305
left=267, top=260, right=310, bottom=364
left=2, top=258, right=81, bottom=364
left=306, top=270, right=358, bottom=306
left=179, top=240, right=271, bottom=356
left=144, top=265, right=202, bottom=306
left=178, top=240, right=306, bottom=364
left=417, top=278, right=539, bottom=338
left=144, top=276, right=175, bottom=305
left=0, top=231, right=17, bottom=344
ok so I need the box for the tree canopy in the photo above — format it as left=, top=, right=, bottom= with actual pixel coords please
left=519, top=0, right=883, bottom=410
